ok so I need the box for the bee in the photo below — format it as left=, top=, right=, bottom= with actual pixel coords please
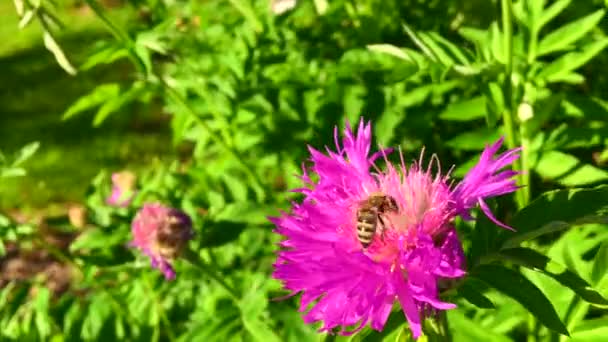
left=356, top=192, right=399, bottom=248
left=155, top=214, right=193, bottom=260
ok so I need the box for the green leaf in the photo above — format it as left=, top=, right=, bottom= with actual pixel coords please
left=69, top=228, right=127, bottom=252
left=545, top=125, right=606, bottom=150
left=562, top=94, right=608, bottom=122
left=537, top=39, right=608, bottom=83
left=457, top=279, right=495, bottom=309
left=497, top=248, right=608, bottom=307
left=535, top=151, right=608, bottom=186
left=537, top=9, right=605, bottom=56
left=502, top=186, right=608, bottom=248
left=62, top=84, right=121, bottom=120
left=199, top=221, right=247, bottom=247
left=446, top=128, right=501, bottom=151
left=367, top=44, right=411, bottom=61
left=213, top=202, right=276, bottom=225
left=472, top=265, right=569, bottom=336
left=438, top=96, right=486, bottom=121
left=447, top=310, right=513, bottom=342
left=81, top=293, right=112, bottom=340
left=538, top=0, right=572, bottom=29
left=591, top=242, right=608, bottom=285
left=482, top=82, right=504, bottom=127
left=93, top=83, right=146, bottom=126
left=34, top=287, right=51, bottom=339
left=12, top=142, right=39, bottom=167
left=43, top=31, right=77, bottom=75
left=570, top=317, right=608, bottom=342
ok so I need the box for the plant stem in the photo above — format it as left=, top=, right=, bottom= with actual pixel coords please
left=519, top=125, right=531, bottom=206
left=183, top=249, right=240, bottom=301
left=159, top=78, right=266, bottom=201
left=500, top=0, right=526, bottom=209
left=437, top=311, right=452, bottom=342
left=143, top=274, right=176, bottom=342
left=82, top=0, right=146, bottom=74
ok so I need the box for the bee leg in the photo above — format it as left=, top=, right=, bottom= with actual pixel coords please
left=377, top=215, right=386, bottom=241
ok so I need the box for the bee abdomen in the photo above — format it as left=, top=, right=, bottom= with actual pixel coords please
left=356, top=221, right=376, bottom=247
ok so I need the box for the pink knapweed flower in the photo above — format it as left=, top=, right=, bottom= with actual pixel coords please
left=130, top=203, right=193, bottom=280
left=271, top=119, right=520, bottom=338
left=107, top=171, right=136, bottom=207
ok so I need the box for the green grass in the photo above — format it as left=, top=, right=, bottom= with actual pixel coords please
left=0, top=2, right=173, bottom=209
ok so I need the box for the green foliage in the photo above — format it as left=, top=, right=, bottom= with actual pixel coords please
left=2, top=0, right=607, bottom=341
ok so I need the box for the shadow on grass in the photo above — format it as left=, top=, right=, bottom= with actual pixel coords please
left=0, top=34, right=172, bottom=208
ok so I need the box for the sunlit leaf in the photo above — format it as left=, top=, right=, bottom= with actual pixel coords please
left=447, top=310, right=513, bottom=342
left=438, top=96, right=486, bottom=121
left=538, top=0, right=572, bottom=29
left=62, top=83, right=121, bottom=120
left=535, top=151, right=608, bottom=186
left=497, top=248, right=608, bottom=307
left=502, top=186, right=608, bottom=248
left=537, top=39, right=608, bottom=83
left=43, top=31, right=77, bottom=75
left=472, top=265, right=569, bottom=336
left=537, top=9, right=605, bottom=56
left=446, top=128, right=501, bottom=150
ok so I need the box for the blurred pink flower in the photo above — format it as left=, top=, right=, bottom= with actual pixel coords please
left=107, top=171, right=136, bottom=207
left=271, top=119, right=520, bottom=338
left=130, top=203, right=193, bottom=280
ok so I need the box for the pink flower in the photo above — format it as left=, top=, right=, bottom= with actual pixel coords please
left=130, top=203, right=193, bottom=280
left=271, top=119, right=520, bottom=338
left=107, top=171, right=137, bottom=207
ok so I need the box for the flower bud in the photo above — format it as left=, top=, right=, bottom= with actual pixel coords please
left=107, top=171, right=137, bottom=207
left=517, top=102, right=534, bottom=122
left=130, top=203, right=193, bottom=279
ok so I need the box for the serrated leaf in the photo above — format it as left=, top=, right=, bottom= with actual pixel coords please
left=438, top=96, right=486, bottom=121
left=535, top=150, right=608, bottom=186
left=502, top=186, right=608, bottom=248
left=497, top=248, right=608, bottom=307
left=537, top=10, right=605, bottom=56
left=63, top=84, right=120, bottom=120
left=472, top=265, right=569, bottom=336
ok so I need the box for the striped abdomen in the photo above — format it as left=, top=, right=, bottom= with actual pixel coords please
left=356, top=209, right=378, bottom=247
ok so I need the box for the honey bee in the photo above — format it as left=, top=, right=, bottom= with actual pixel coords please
left=155, top=215, right=192, bottom=260
left=356, top=192, right=399, bottom=248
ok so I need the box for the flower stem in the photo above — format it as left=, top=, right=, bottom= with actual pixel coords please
left=500, top=0, right=526, bottom=209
